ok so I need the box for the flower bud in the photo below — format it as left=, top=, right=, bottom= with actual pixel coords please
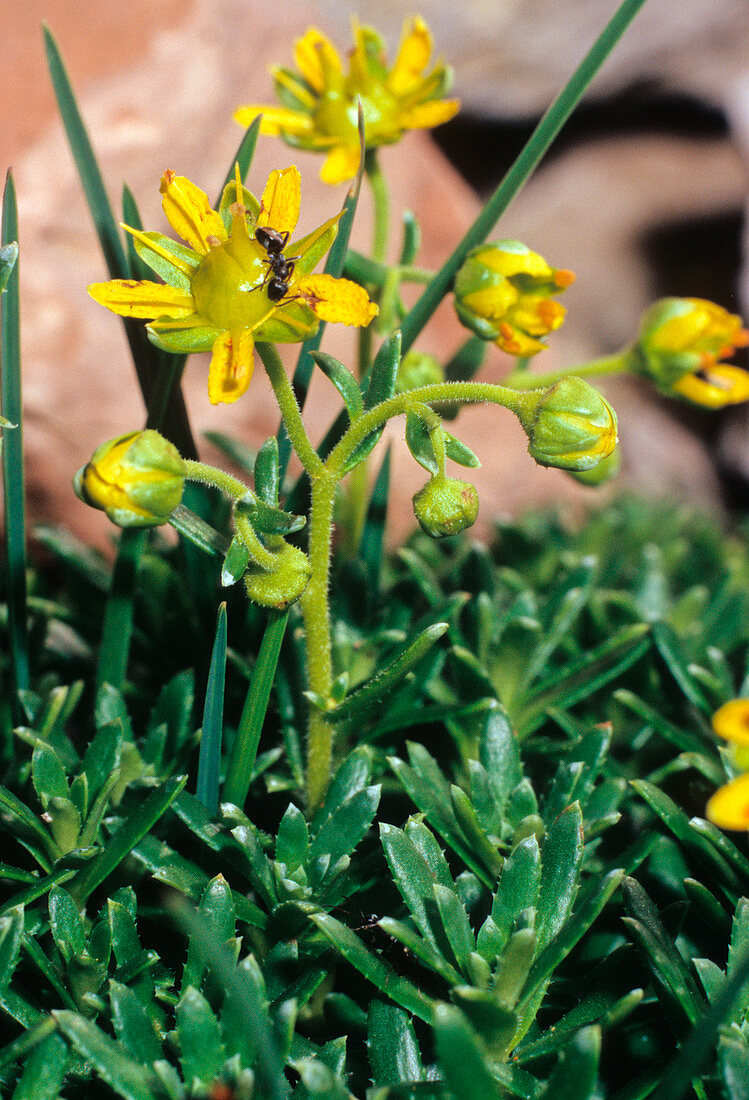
left=566, top=445, right=621, bottom=485
left=412, top=475, right=479, bottom=538
left=632, top=297, right=749, bottom=407
left=395, top=350, right=444, bottom=394
left=243, top=543, right=311, bottom=608
left=519, top=377, right=618, bottom=471
left=73, top=430, right=186, bottom=527
left=454, top=240, right=574, bottom=356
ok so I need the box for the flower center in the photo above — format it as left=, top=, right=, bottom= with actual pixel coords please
left=191, top=238, right=278, bottom=331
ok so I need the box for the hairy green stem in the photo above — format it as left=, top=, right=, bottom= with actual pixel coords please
left=301, top=472, right=338, bottom=811
left=257, top=342, right=324, bottom=478
left=327, top=380, right=540, bottom=479
left=503, top=351, right=630, bottom=389
left=183, top=459, right=249, bottom=500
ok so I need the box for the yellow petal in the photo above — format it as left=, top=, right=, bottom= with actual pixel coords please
left=207, top=329, right=255, bottom=405
left=233, top=105, right=314, bottom=138
left=398, top=99, right=461, bottom=131
left=159, top=170, right=227, bottom=255
left=88, top=279, right=195, bottom=320
left=257, top=167, right=301, bottom=236
left=713, top=700, right=749, bottom=746
left=706, top=772, right=749, bottom=830
left=320, top=144, right=361, bottom=185
left=388, top=16, right=432, bottom=94
left=295, top=273, right=378, bottom=326
left=294, top=27, right=342, bottom=93
left=671, top=364, right=749, bottom=408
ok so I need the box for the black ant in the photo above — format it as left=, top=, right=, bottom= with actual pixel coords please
left=253, top=226, right=299, bottom=303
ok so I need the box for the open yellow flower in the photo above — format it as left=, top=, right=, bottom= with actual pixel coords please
left=233, top=17, right=460, bottom=185
left=88, top=166, right=378, bottom=404
left=706, top=699, right=749, bottom=830
left=632, top=297, right=749, bottom=408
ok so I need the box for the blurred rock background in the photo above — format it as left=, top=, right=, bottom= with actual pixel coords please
left=2, top=0, right=749, bottom=548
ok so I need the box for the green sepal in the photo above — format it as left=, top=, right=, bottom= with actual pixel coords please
left=131, top=231, right=198, bottom=290
left=218, top=179, right=260, bottom=232
left=292, top=213, right=340, bottom=275
left=254, top=437, right=280, bottom=506
left=147, top=321, right=220, bottom=354
left=221, top=535, right=250, bottom=588
left=235, top=494, right=305, bottom=536
left=312, top=351, right=364, bottom=421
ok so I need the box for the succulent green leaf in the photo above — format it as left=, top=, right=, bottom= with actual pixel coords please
left=368, top=999, right=424, bottom=1086
left=536, top=803, right=583, bottom=953
left=312, top=352, right=364, bottom=421
left=176, top=986, right=227, bottom=1087
left=433, top=1004, right=503, bottom=1100
left=110, top=980, right=162, bottom=1065
left=53, top=1010, right=161, bottom=1100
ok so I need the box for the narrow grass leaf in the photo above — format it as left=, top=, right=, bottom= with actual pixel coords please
left=278, top=118, right=364, bottom=479
left=399, top=0, right=651, bottom=352
left=196, top=603, right=227, bottom=815
left=224, top=608, right=289, bottom=809
left=95, top=528, right=147, bottom=694
left=217, top=115, right=262, bottom=199
left=1, top=172, right=28, bottom=697
left=359, top=445, right=391, bottom=591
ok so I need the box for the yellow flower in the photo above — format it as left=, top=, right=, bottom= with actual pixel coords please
left=233, top=17, right=460, bottom=185
left=88, top=166, right=378, bottom=404
left=453, top=240, right=575, bottom=357
left=706, top=700, right=749, bottom=830
left=632, top=297, right=749, bottom=408
left=73, top=430, right=186, bottom=527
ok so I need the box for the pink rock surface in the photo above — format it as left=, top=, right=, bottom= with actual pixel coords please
left=1, top=0, right=734, bottom=551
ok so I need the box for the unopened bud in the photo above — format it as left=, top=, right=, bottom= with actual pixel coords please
left=412, top=475, right=479, bottom=538
left=74, top=430, right=186, bottom=527
left=519, top=378, right=617, bottom=471
left=243, top=543, right=311, bottom=609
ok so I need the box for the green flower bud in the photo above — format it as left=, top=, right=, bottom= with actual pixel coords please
left=412, top=475, right=479, bottom=538
left=243, top=543, right=311, bottom=609
left=518, top=377, right=618, bottom=472
left=73, top=430, right=186, bottom=527
left=454, top=240, right=574, bottom=356
left=395, top=350, right=444, bottom=394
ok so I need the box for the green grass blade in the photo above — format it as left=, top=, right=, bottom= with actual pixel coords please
left=43, top=25, right=196, bottom=456
left=224, top=608, right=289, bottom=809
left=399, top=0, right=650, bottom=353
left=217, top=115, right=263, bottom=199
left=359, top=444, right=391, bottom=590
left=43, top=25, right=127, bottom=277
left=171, top=895, right=289, bottom=1100
left=196, top=603, right=227, bottom=815
left=652, top=945, right=749, bottom=1100
left=277, top=126, right=365, bottom=480
left=1, top=172, right=28, bottom=700
left=95, top=528, right=147, bottom=693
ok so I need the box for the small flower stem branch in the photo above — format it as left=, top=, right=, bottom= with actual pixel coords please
left=326, top=381, right=540, bottom=479
left=182, top=459, right=250, bottom=500
left=398, top=0, right=651, bottom=355
left=233, top=512, right=278, bottom=573
left=256, top=342, right=324, bottom=479
left=301, top=470, right=339, bottom=812
left=502, top=351, right=631, bottom=390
